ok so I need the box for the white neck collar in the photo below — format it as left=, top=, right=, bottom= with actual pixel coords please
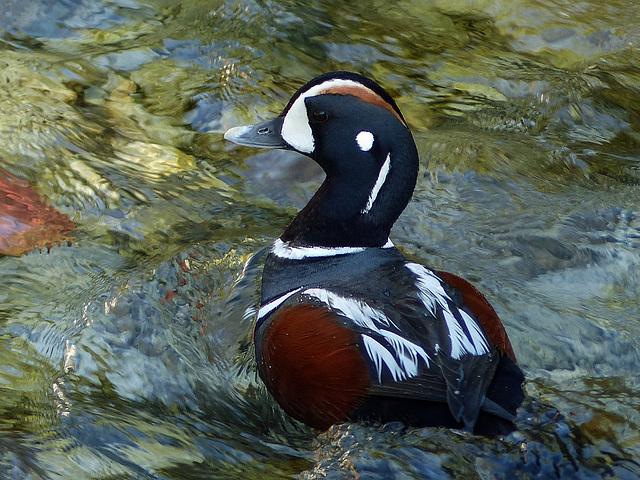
left=271, top=238, right=394, bottom=260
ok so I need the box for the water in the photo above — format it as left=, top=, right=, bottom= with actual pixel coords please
left=0, top=0, right=639, bottom=478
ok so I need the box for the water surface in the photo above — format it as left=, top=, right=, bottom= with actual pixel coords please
left=1, top=0, right=639, bottom=478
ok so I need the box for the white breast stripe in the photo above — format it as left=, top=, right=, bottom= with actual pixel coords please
left=258, top=287, right=303, bottom=320
left=405, top=263, right=490, bottom=359
left=361, top=153, right=391, bottom=214
left=303, top=288, right=431, bottom=381
left=271, top=238, right=393, bottom=259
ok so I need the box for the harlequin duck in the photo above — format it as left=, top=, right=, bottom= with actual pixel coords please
left=224, top=71, right=524, bottom=436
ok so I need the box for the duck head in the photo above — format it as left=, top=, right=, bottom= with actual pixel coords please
left=225, top=71, right=419, bottom=248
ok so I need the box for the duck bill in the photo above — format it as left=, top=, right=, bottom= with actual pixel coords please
left=224, top=117, right=288, bottom=149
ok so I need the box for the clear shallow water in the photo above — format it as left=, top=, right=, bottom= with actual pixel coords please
left=0, top=0, right=639, bottom=478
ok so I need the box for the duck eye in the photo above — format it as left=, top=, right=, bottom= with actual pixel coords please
left=312, top=110, right=328, bottom=123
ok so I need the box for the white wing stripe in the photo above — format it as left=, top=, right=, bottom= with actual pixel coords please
left=443, top=309, right=468, bottom=359
left=406, top=263, right=490, bottom=359
left=303, top=288, right=431, bottom=380
left=362, top=335, right=405, bottom=382
left=383, top=330, right=431, bottom=376
left=303, top=288, right=395, bottom=329
left=461, top=310, right=490, bottom=354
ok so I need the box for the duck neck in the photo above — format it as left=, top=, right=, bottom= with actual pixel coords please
left=281, top=140, right=419, bottom=248
left=281, top=180, right=388, bottom=247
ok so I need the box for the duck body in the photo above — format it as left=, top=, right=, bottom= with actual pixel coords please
left=225, top=71, right=524, bottom=436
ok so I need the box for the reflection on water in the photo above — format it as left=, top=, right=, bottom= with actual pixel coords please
left=0, top=167, right=75, bottom=256
left=0, top=0, right=639, bottom=478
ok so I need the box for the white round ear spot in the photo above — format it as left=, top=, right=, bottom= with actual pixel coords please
left=356, top=131, right=374, bottom=151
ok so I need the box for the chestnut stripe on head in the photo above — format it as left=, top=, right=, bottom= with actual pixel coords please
left=280, top=78, right=406, bottom=154
left=322, top=84, right=406, bottom=127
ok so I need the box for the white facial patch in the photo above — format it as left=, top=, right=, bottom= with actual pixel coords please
left=280, top=78, right=370, bottom=154
left=361, top=153, right=391, bottom=214
left=356, top=131, right=374, bottom=151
